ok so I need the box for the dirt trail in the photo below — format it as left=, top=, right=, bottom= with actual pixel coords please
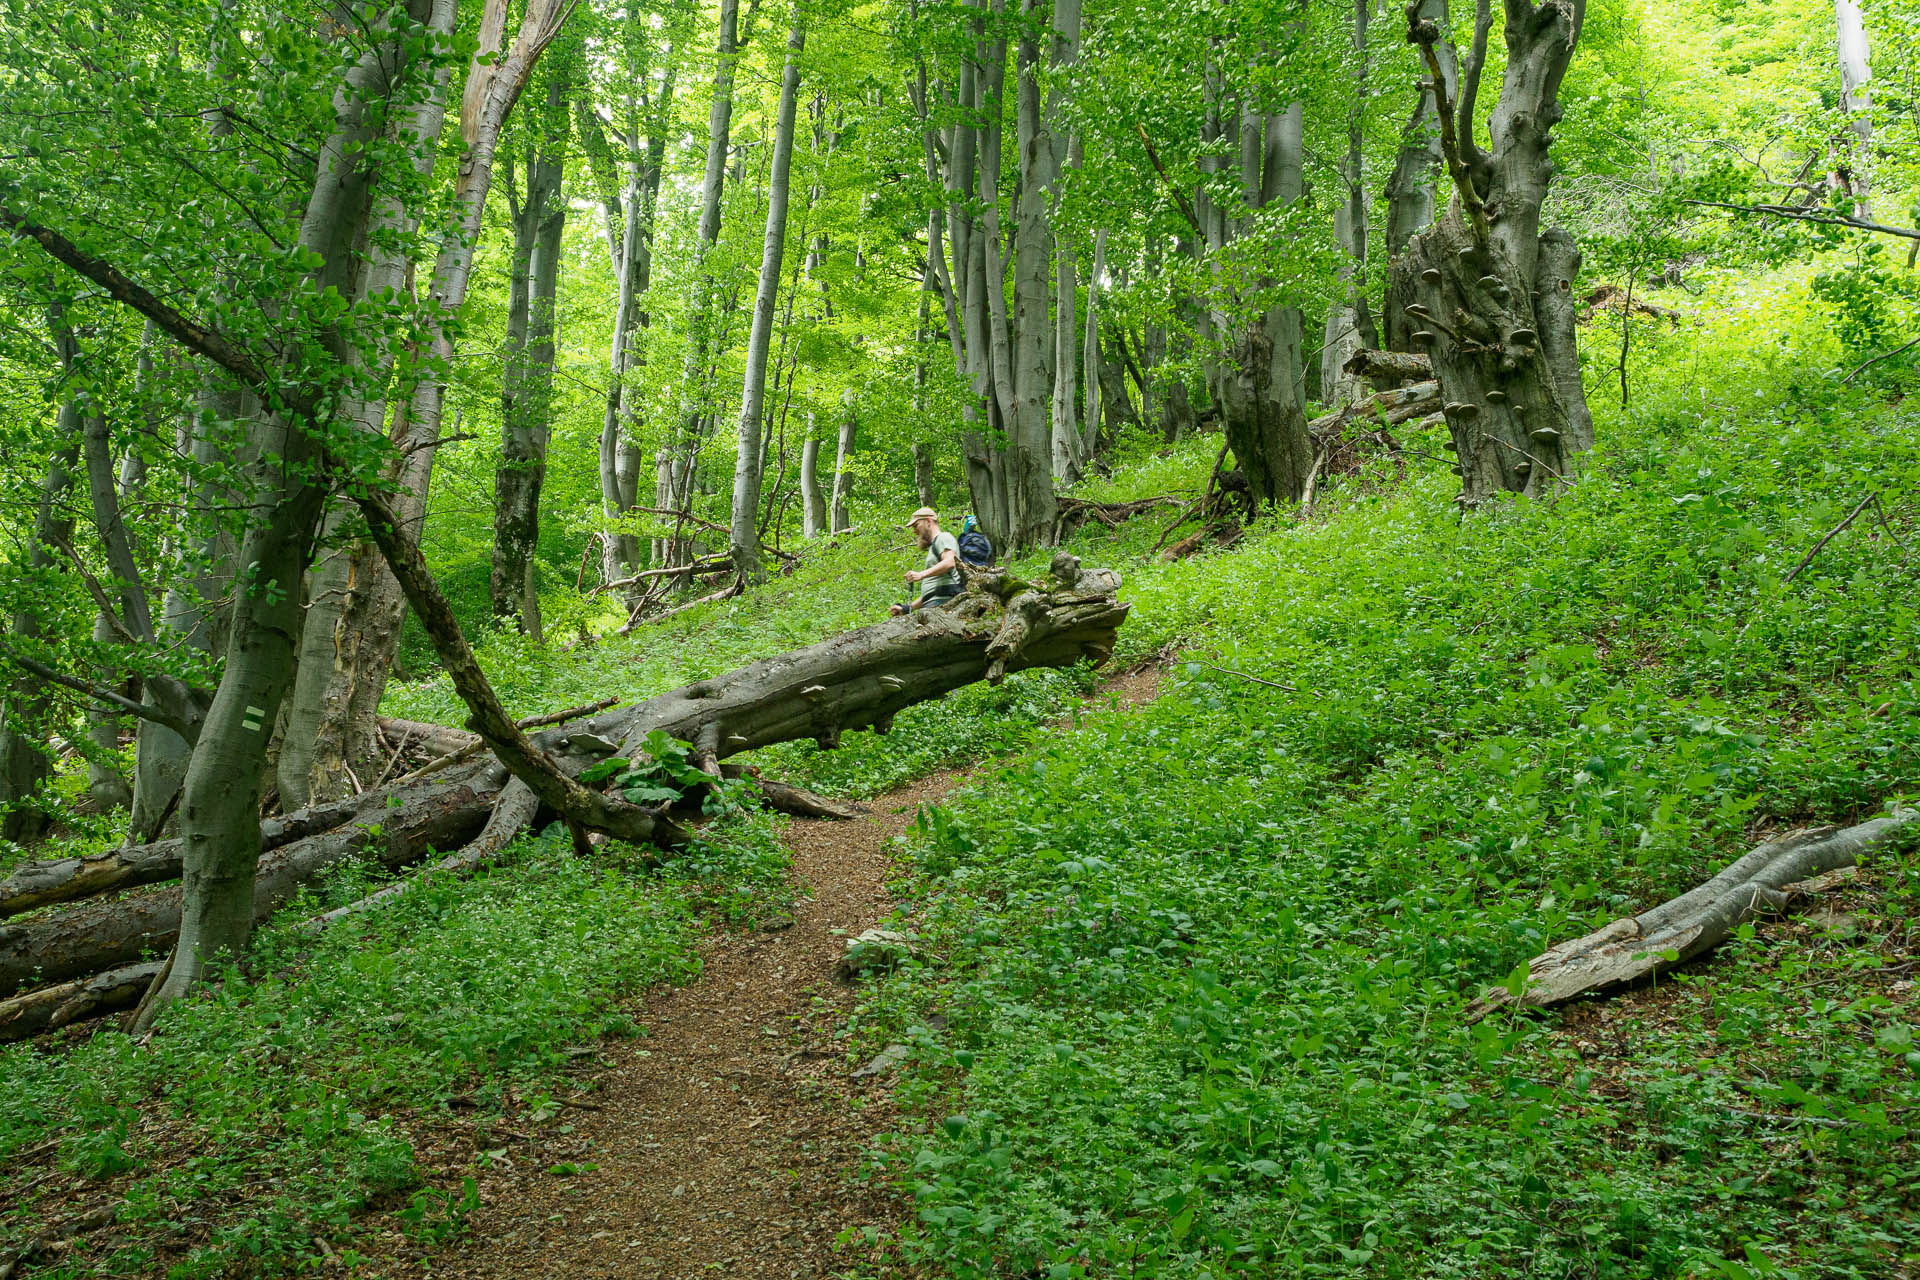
left=395, top=669, right=1160, bottom=1280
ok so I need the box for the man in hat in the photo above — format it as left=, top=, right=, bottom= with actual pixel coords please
left=889, top=506, right=962, bottom=616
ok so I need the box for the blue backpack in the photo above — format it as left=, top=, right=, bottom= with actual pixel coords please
left=957, top=517, right=994, bottom=569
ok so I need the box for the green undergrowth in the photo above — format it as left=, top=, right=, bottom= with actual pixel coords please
left=0, top=441, right=1211, bottom=1278
left=844, top=286, right=1920, bottom=1278
left=0, top=810, right=787, bottom=1277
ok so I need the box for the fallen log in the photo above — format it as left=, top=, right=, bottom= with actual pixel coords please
left=0, top=701, right=619, bottom=922
left=0, top=787, right=419, bottom=921
left=0, top=961, right=162, bottom=1042
left=0, top=567, right=1127, bottom=1007
left=1467, top=808, right=1915, bottom=1020
left=1308, top=379, right=1440, bottom=440
left=1341, top=348, right=1432, bottom=384
left=0, top=772, right=503, bottom=999
left=379, top=717, right=478, bottom=759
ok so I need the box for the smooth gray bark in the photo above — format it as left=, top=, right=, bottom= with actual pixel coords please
left=669, top=0, right=742, bottom=559
left=1321, top=0, right=1375, bottom=411
left=800, top=417, right=827, bottom=537
left=1834, top=0, right=1873, bottom=218
left=729, top=12, right=806, bottom=583
left=830, top=395, right=856, bottom=534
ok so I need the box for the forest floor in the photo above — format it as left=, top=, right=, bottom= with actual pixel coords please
left=364, top=667, right=1163, bottom=1280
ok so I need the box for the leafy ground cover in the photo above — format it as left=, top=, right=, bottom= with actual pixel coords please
left=0, top=486, right=1155, bottom=1277
left=844, top=276, right=1920, bottom=1279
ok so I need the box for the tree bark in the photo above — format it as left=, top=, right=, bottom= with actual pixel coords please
left=1211, top=102, right=1314, bottom=505
left=800, top=416, right=828, bottom=537
left=586, top=42, right=679, bottom=585
left=730, top=11, right=806, bottom=584
left=1382, top=0, right=1454, bottom=359
left=1834, top=0, right=1873, bottom=219
left=669, top=0, right=742, bottom=558
left=1391, top=0, right=1593, bottom=504
left=493, top=77, right=570, bottom=637
left=276, top=0, right=575, bottom=815
left=1321, top=0, right=1377, bottom=412
left=830, top=395, right=856, bottom=533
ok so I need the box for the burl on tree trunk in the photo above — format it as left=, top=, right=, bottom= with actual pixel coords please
left=1390, top=0, right=1595, bottom=504
left=0, top=560, right=1128, bottom=1033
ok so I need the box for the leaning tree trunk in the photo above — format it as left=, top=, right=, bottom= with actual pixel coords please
left=0, top=560, right=1130, bottom=1016
left=729, top=12, right=806, bottom=584
left=139, top=11, right=422, bottom=1023
left=1391, top=0, right=1593, bottom=504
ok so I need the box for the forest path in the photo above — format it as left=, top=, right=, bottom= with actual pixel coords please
left=393, top=667, right=1162, bottom=1280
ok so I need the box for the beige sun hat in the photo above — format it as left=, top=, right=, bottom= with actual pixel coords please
left=902, top=506, right=938, bottom=529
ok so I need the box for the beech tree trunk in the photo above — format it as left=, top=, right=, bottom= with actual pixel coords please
left=1834, top=0, right=1873, bottom=219
left=730, top=12, right=806, bottom=584
left=1390, top=0, right=1594, bottom=504
left=830, top=396, right=856, bottom=534
left=1211, top=102, right=1314, bottom=506
left=584, top=44, right=678, bottom=585
left=142, top=7, right=433, bottom=1025
left=800, top=416, right=828, bottom=537
left=669, top=0, right=742, bottom=559
left=494, top=77, right=570, bottom=637
left=1381, top=0, right=1453, bottom=355
left=1321, top=0, right=1377, bottom=412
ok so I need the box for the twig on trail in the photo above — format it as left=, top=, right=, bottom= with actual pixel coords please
left=1841, top=335, right=1920, bottom=384
left=1785, top=493, right=1877, bottom=583
left=559, top=1095, right=605, bottom=1111
left=1189, top=662, right=1298, bottom=692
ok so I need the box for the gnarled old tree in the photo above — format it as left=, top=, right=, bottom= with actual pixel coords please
left=1388, top=0, right=1595, bottom=503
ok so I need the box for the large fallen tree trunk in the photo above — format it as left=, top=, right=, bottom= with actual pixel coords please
left=0, top=772, right=503, bottom=999
left=0, top=565, right=1127, bottom=1007
left=1467, top=808, right=1915, bottom=1020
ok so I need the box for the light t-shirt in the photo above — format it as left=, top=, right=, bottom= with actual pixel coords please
left=920, top=531, right=961, bottom=599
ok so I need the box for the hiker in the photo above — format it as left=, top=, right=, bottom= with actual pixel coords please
left=890, top=506, right=962, bottom=615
